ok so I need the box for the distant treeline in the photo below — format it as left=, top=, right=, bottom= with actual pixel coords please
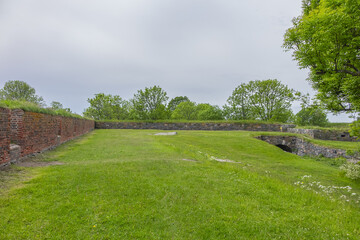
left=0, top=79, right=330, bottom=126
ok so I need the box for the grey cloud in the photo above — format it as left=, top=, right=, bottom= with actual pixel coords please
left=0, top=0, right=351, bottom=121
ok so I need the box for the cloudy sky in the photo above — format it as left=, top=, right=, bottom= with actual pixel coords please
left=0, top=0, right=351, bottom=121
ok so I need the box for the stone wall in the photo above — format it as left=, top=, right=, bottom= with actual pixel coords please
left=0, top=108, right=11, bottom=165
left=1, top=108, right=95, bottom=167
left=96, top=121, right=296, bottom=132
left=287, top=128, right=358, bottom=142
left=257, top=135, right=358, bottom=162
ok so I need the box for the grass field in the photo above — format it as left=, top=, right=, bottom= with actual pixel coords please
left=1, top=130, right=360, bottom=239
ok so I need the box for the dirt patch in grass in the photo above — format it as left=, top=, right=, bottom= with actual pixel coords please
left=16, top=161, right=64, bottom=168
left=213, top=158, right=241, bottom=163
left=181, top=158, right=198, bottom=162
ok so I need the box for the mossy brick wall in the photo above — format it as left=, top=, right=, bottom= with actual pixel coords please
left=9, top=109, right=95, bottom=158
left=0, top=108, right=11, bottom=165
left=95, top=121, right=295, bottom=132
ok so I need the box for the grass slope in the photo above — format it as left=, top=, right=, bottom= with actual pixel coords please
left=0, top=130, right=360, bottom=239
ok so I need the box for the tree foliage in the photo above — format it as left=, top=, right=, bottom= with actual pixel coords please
left=196, top=103, right=224, bottom=120
left=349, top=119, right=360, bottom=139
left=130, top=86, right=169, bottom=120
left=171, top=101, right=197, bottom=120
left=168, top=96, right=190, bottom=112
left=171, top=102, right=224, bottom=120
left=295, top=96, right=329, bottom=126
left=0, top=80, right=44, bottom=106
left=50, top=101, right=64, bottom=110
left=223, top=83, right=253, bottom=120
left=83, top=93, right=129, bottom=120
left=50, top=101, right=72, bottom=113
left=248, top=80, right=296, bottom=122
left=224, top=79, right=297, bottom=122
left=283, top=0, right=360, bottom=113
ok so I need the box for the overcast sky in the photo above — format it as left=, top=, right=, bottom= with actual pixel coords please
left=0, top=0, right=351, bottom=121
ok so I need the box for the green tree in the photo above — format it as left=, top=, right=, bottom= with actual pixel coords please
left=247, top=80, right=296, bottom=122
left=50, top=101, right=64, bottom=110
left=283, top=0, right=360, bottom=114
left=295, top=106, right=329, bottom=127
left=168, top=96, right=190, bottom=112
left=83, top=93, right=129, bottom=120
left=0, top=80, right=44, bottom=105
left=295, top=95, right=329, bottom=126
left=171, top=101, right=197, bottom=120
left=130, top=86, right=169, bottom=120
left=223, top=83, right=253, bottom=120
left=225, top=80, right=297, bottom=122
left=50, top=101, right=72, bottom=113
left=350, top=119, right=360, bottom=139
left=196, top=103, right=224, bottom=120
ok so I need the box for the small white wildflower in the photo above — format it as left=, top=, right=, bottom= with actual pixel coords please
left=351, top=193, right=356, bottom=196
left=301, top=175, right=312, bottom=180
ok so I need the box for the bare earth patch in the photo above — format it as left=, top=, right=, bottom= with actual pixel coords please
left=16, top=161, right=64, bottom=168
left=154, top=132, right=177, bottom=136
left=181, top=159, right=198, bottom=162
left=213, top=158, right=241, bottom=163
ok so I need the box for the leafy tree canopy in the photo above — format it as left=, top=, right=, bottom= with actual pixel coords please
left=130, top=86, right=169, bottom=120
left=350, top=120, right=360, bottom=139
left=171, top=101, right=197, bottom=120
left=0, top=80, right=44, bottom=106
left=50, top=101, right=72, bottom=114
left=196, top=103, right=224, bottom=120
left=171, top=102, right=224, bottom=120
left=50, top=101, right=64, bottom=110
left=224, top=79, right=297, bottom=122
left=168, top=96, right=190, bottom=112
left=223, top=83, right=253, bottom=120
left=83, top=93, right=129, bottom=120
left=283, top=0, right=360, bottom=113
left=295, top=95, right=329, bottom=126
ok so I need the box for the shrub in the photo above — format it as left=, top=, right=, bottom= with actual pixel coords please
left=340, top=162, right=360, bottom=180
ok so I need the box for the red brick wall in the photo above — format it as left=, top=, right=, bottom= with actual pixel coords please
left=0, top=108, right=11, bottom=165
left=59, top=117, right=95, bottom=143
left=13, top=111, right=62, bottom=156
left=6, top=109, right=95, bottom=159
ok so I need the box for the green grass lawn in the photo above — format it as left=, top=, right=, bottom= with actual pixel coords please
left=1, top=130, right=360, bottom=239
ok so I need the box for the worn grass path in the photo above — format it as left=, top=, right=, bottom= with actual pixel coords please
left=0, top=129, right=360, bottom=239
